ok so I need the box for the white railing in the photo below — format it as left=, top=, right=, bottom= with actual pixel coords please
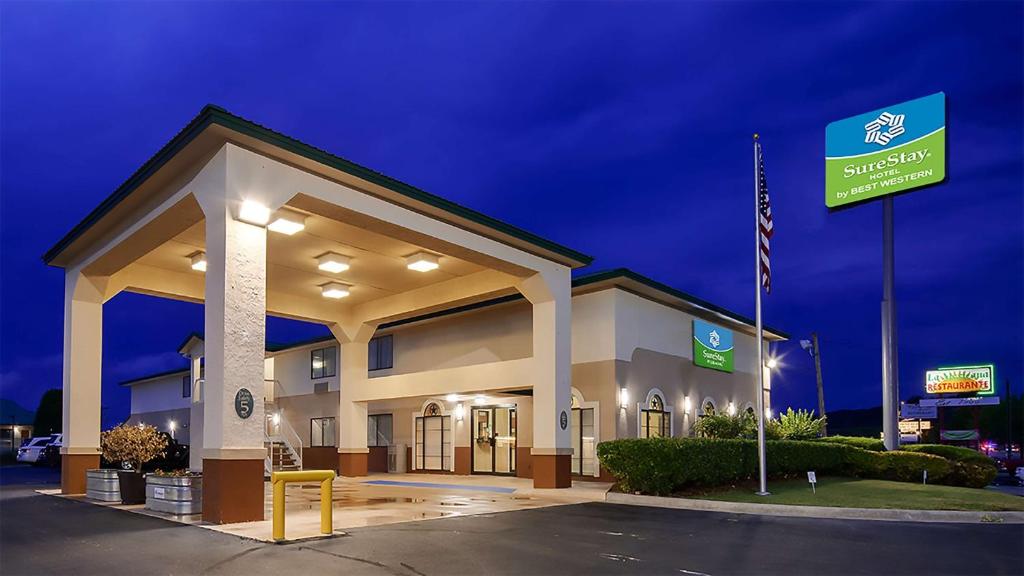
left=278, top=415, right=303, bottom=470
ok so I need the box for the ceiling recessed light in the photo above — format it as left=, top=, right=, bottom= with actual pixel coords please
left=189, top=251, right=207, bottom=272
left=445, top=393, right=458, bottom=402
left=406, top=252, right=439, bottom=272
left=321, top=282, right=350, bottom=299
left=238, top=199, right=271, bottom=225
left=317, top=252, right=351, bottom=274
left=267, top=210, right=306, bottom=235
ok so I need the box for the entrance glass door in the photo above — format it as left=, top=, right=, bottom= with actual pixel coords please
left=471, top=406, right=516, bottom=475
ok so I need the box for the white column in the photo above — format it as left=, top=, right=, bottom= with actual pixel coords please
left=518, top=268, right=572, bottom=486
left=329, top=321, right=377, bottom=475
left=61, top=271, right=106, bottom=457
left=188, top=353, right=204, bottom=471
left=201, top=196, right=267, bottom=460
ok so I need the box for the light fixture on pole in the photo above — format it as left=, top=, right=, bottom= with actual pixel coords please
left=189, top=251, right=207, bottom=272
left=406, top=252, right=439, bottom=272
left=317, top=252, right=351, bottom=274
left=321, top=282, right=351, bottom=299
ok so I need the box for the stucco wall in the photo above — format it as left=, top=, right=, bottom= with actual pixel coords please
left=128, top=372, right=191, bottom=414
left=269, top=343, right=340, bottom=398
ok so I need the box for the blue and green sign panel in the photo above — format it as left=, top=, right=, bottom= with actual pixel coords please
left=693, top=319, right=733, bottom=373
left=826, top=92, right=946, bottom=208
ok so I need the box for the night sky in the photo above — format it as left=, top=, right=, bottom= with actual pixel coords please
left=1, top=2, right=1021, bottom=427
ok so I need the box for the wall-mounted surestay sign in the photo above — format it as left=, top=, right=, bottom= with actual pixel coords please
left=693, top=319, right=734, bottom=373
left=825, top=92, right=946, bottom=208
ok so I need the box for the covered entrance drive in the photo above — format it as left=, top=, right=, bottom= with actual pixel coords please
left=44, top=105, right=592, bottom=523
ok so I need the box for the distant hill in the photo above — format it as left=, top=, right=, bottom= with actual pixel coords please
left=0, top=399, right=35, bottom=425
left=825, top=406, right=882, bottom=438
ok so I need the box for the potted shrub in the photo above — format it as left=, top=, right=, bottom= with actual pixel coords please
left=100, top=423, right=168, bottom=504
left=146, top=469, right=203, bottom=515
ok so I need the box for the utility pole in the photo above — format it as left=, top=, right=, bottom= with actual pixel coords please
left=812, top=333, right=827, bottom=436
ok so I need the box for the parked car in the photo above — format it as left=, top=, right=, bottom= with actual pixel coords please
left=16, top=436, right=57, bottom=464
left=1015, top=467, right=1024, bottom=487
left=39, top=436, right=63, bottom=468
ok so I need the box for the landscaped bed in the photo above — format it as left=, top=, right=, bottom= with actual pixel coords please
left=694, top=477, right=1024, bottom=512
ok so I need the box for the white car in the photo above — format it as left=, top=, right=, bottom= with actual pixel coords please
left=16, top=436, right=55, bottom=464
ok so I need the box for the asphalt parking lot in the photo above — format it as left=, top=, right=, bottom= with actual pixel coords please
left=1, top=465, right=1021, bottom=576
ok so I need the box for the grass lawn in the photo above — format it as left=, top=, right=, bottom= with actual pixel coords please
left=696, top=477, right=1024, bottom=511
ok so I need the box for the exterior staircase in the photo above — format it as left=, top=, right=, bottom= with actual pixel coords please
left=265, top=439, right=302, bottom=474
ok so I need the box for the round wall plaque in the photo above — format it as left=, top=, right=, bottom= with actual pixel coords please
left=559, top=410, right=568, bottom=430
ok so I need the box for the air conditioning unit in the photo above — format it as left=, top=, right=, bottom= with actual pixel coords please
left=387, top=443, right=407, bottom=473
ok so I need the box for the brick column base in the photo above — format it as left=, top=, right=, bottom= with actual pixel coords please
left=202, top=459, right=264, bottom=524
left=61, top=454, right=100, bottom=495
left=338, top=451, right=368, bottom=477
left=532, top=453, right=571, bottom=489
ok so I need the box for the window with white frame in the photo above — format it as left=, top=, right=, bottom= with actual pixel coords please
left=639, top=391, right=671, bottom=438
left=310, top=346, right=337, bottom=379
left=311, top=417, right=336, bottom=447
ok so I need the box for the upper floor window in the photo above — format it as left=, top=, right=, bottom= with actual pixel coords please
left=311, top=346, right=337, bottom=379
left=181, top=374, right=191, bottom=398
left=368, top=335, right=393, bottom=371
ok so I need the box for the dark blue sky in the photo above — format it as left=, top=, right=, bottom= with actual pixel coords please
left=1, top=2, right=1021, bottom=426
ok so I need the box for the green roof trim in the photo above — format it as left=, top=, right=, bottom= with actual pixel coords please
left=43, top=104, right=593, bottom=266
left=573, top=268, right=789, bottom=339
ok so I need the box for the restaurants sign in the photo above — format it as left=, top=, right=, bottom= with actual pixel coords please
left=925, top=365, right=995, bottom=395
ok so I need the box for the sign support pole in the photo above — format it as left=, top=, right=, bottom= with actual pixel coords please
left=881, top=197, right=900, bottom=451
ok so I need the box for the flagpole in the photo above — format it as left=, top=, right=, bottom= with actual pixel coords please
left=753, top=134, right=769, bottom=496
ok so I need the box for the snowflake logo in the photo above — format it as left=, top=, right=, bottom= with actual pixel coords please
left=864, top=111, right=906, bottom=146
left=709, top=330, right=721, bottom=348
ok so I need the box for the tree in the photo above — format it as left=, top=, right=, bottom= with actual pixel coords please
left=32, top=389, right=61, bottom=436
left=101, top=424, right=167, bottom=471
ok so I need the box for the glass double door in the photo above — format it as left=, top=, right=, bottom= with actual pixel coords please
left=471, top=406, right=516, bottom=475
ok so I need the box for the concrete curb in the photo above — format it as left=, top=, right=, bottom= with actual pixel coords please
left=605, top=492, right=1024, bottom=524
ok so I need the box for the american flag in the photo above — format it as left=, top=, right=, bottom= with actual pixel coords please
left=756, top=140, right=774, bottom=293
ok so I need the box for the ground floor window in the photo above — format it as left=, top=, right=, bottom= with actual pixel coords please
left=639, top=393, right=670, bottom=438
left=415, top=403, right=451, bottom=471
left=310, top=417, right=336, bottom=447
left=368, top=414, right=393, bottom=446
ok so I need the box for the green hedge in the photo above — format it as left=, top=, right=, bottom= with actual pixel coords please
left=815, top=436, right=886, bottom=451
left=597, top=437, right=984, bottom=495
left=900, top=444, right=997, bottom=488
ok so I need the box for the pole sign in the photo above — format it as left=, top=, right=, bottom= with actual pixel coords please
left=693, top=319, right=734, bottom=373
left=925, top=364, right=995, bottom=395
left=825, top=92, right=946, bottom=208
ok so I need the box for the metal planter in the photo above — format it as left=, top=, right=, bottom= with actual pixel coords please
left=85, top=469, right=121, bottom=502
left=145, top=475, right=202, bottom=515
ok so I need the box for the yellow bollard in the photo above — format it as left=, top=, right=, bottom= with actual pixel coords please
left=270, top=469, right=336, bottom=542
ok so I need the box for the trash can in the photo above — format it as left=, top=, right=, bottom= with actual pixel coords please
left=388, top=443, right=407, bottom=473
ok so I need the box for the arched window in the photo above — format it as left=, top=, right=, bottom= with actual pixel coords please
left=424, top=402, right=441, bottom=417
left=745, top=406, right=755, bottom=417
left=702, top=399, right=717, bottom=416
left=639, top=390, right=671, bottom=438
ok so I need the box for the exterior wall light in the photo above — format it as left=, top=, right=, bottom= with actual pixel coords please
left=321, top=282, right=351, bottom=299
left=239, top=199, right=271, bottom=225
left=189, top=251, right=207, bottom=272
left=317, top=252, right=351, bottom=274
left=168, top=420, right=177, bottom=439
left=455, top=403, right=465, bottom=421
left=684, top=396, right=692, bottom=413
left=267, top=210, right=306, bottom=235
left=619, top=387, right=629, bottom=409
left=765, top=408, right=773, bottom=419
left=728, top=402, right=736, bottom=416
left=272, top=413, right=281, bottom=425
left=406, top=252, right=440, bottom=272
left=766, top=358, right=778, bottom=369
